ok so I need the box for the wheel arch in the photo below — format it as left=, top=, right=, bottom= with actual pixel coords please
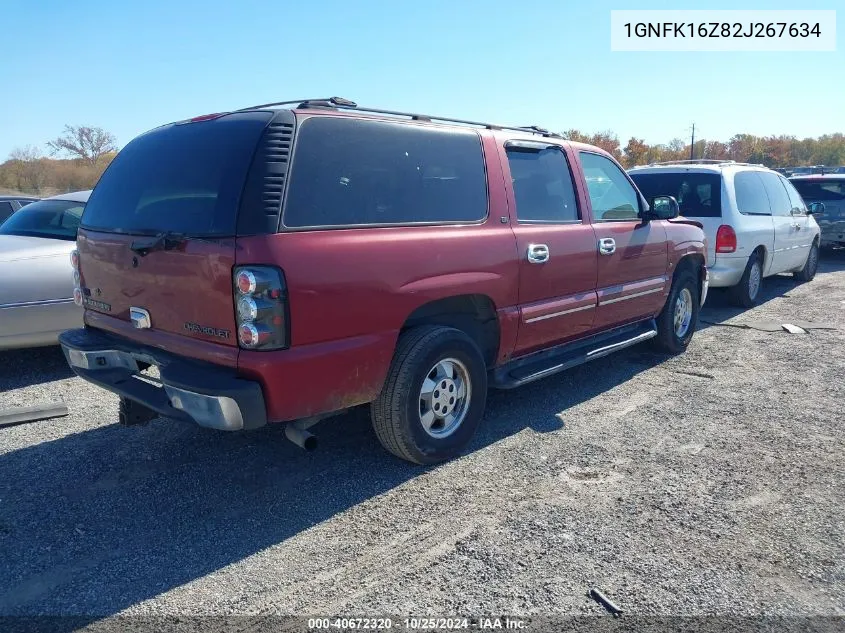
left=400, top=294, right=500, bottom=367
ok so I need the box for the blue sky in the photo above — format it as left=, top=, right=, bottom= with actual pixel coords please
left=2, top=0, right=841, bottom=159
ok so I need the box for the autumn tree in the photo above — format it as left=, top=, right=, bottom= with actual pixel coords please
left=47, top=125, right=117, bottom=166
left=622, top=137, right=648, bottom=168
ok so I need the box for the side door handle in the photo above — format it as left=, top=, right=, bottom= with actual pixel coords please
left=598, top=238, right=616, bottom=255
left=527, top=243, right=550, bottom=264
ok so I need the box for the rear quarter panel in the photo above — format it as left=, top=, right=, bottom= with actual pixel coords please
left=236, top=221, right=519, bottom=421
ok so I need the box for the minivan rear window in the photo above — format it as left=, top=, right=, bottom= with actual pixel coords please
left=82, top=112, right=272, bottom=236
left=283, top=118, right=488, bottom=228
left=629, top=172, right=722, bottom=217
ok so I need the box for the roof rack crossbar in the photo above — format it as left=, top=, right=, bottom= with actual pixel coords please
left=236, top=96, right=562, bottom=138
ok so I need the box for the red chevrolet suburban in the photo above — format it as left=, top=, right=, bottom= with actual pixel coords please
left=60, top=97, right=708, bottom=464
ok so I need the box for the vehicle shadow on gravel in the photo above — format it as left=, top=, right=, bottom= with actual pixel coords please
left=0, top=346, right=662, bottom=623
left=0, top=346, right=73, bottom=391
left=699, top=273, right=809, bottom=330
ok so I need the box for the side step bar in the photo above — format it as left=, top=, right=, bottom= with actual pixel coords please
left=491, top=320, right=658, bottom=389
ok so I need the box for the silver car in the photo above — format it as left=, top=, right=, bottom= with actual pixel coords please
left=0, top=190, right=90, bottom=349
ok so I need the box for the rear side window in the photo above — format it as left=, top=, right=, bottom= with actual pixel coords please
left=758, top=171, right=792, bottom=217
left=283, top=118, right=487, bottom=228
left=82, top=112, right=272, bottom=236
left=505, top=145, right=579, bottom=223
left=630, top=172, right=722, bottom=218
left=733, top=172, right=771, bottom=215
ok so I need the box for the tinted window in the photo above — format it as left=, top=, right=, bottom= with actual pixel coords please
left=284, top=118, right=487, bottom=228
left=0, top=199, right=85, bottom=240
left=506, top=146, right=579, bottom=223
left=779, top=176, right=806, bottom=215
left=579, top=152, right=640, bottom=221
left=733, top=172, right=771, bottom=215
left=82, top=112, right=272, bottom=236
left=791, top=178, right=845, bottom=202
left=18, top=200, right=35, bottom=207
left=758, top=171, right=791, bottom=217
left=0, top=201, right=14, bottom=224
left=630, top=172, right=722, bottom=218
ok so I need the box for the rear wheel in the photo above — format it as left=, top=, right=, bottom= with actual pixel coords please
left=793, top=242, right=819, bottom=282
left=727, top=252, right=762, bottom=308
left=654, top=269, right=699, bottom=354
left=371, top=326, right=487, bottom=465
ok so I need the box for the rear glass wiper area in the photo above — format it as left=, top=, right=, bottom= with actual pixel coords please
left=129, top=232, right=223, bottom=257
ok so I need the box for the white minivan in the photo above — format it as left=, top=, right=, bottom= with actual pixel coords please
left=629, top=161, right=820, bottom=307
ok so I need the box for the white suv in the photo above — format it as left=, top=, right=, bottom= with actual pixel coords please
left=629, top=161, right=820, bottom=307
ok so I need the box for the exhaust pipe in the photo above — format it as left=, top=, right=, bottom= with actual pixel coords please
left=285, top=424, right=318, bottom=452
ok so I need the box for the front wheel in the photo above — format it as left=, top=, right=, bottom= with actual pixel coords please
left=793, top=242, right=819, bottom=282
left=371, top=326, right=487, bottom=465
left=653, top=270, right=699, bottom=354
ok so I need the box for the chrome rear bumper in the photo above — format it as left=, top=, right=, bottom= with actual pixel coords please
left=60, top=328, right=266, bottom=431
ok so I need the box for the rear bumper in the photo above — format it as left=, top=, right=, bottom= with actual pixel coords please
left=708, top=256, right=747, bottom=288
left=700, top=267, right=709, bottom=307
left=59, top=328, right=267, bottom=431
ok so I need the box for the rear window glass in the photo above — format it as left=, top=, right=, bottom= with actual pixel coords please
left=733, top=172, right=772, bottom=215
left=82, top=112, right=272, bottom=236
left=791, top=178, right=845, bottom=201
left=629, top=172, right=722, bottom=218
left=0, top=199, right=85, bottom=240
left=283, top=118, right=488, bottom=228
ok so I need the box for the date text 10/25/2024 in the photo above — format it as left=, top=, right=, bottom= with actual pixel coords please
left=307, top=617, right=528, bottom=630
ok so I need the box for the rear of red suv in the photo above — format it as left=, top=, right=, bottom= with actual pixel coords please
left=61, top=108, right=298, bottom=431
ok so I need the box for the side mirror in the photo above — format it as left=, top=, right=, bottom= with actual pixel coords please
left=641, top=195, right=680, bottom=221
left=807, top=202, right=825, bottom=215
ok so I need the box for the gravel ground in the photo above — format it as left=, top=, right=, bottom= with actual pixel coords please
left=1, top=252, right=844, bottom=622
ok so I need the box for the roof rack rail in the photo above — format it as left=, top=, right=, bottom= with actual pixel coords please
left=637, top=158, right=766, bottom=168
left=236, top=96, right=563, bottom=138
left=649, top=159, right=734, bottom=166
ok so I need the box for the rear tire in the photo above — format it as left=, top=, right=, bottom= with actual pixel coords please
left=653, top=269, right=699, bottom=354
left=793, top=242, right=819, bottom=282
left=727, top=252, right=762, bottom=308
left=371, top=326, right=487, bottom=465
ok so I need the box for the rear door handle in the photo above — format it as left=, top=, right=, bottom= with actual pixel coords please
left=598, top=238, right=616, bottom=255
left=527, top=243, right=550, bottom=264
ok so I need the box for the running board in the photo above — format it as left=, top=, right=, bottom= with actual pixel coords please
left=491, top=320, right=658, bottom=389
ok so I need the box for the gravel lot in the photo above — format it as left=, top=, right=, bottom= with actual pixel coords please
left=1, top=252, right=844, bottom=622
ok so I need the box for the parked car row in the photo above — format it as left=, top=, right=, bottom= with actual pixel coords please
left=1, top=100, right=825, bottom=466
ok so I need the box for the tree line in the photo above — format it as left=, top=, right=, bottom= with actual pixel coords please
left=564, top=130, right=845, bottom=170
left=0, top=125, right=117, bottom=196
left=2, top=124, right=844, bottom=197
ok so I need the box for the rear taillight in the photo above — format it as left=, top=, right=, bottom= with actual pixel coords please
left=715, top=225, right=737, bottom=254
left=233, top=266, right=288, bottom=350
left=71, top=248, right=83, bottom=307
